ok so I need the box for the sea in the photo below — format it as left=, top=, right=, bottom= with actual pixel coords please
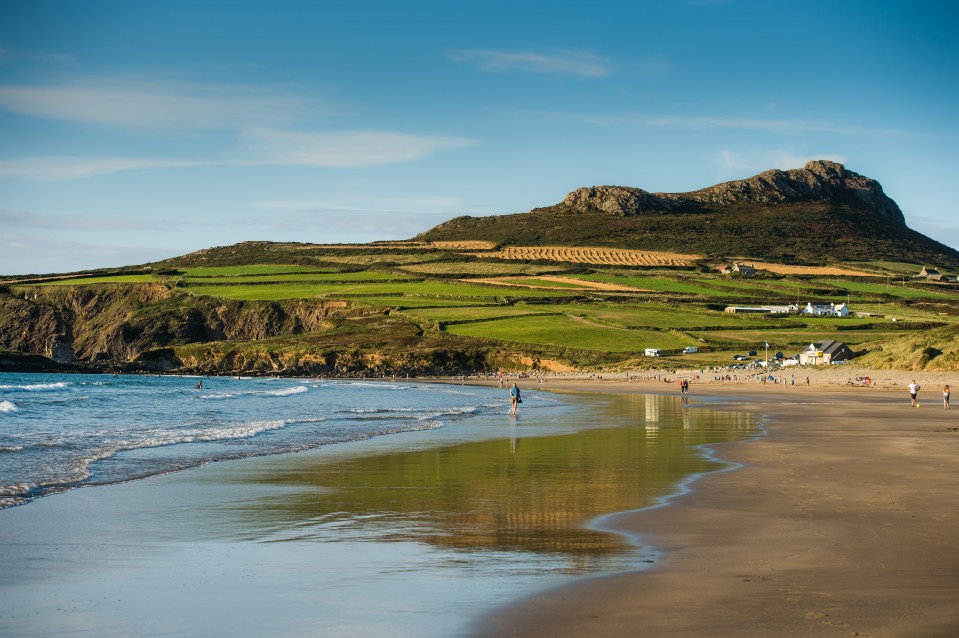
left=0, top=372, right=536, bottom=509
left=0, top=371, right=759, bottom=637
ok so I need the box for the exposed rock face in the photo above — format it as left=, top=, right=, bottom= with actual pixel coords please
left=684, top=161, right=905, bottom=223
left=561, top=161, right=905, bottom=224
left=562, top=186, right=676, bottom=216
left=0, top=284, right=348, bottom=366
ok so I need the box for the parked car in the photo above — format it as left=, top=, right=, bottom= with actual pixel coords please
left=747, top=350, right=757, bottom=356
left=682, top=346, right=699, bottom=354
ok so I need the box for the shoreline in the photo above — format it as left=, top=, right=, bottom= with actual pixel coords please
left=4, top=371, right=958, bottom=635
left=468, top=379, right=959, bottom=637
left=0, top=378, right=752, bottom=637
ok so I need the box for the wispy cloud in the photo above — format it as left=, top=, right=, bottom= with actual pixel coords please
left=584, top=113, right=910, bottom=136
left=0, top=156, right=210, bottom=180
left=236, top=129, right=475, bottom=168
left=0, top=129, right=477, bottom=180
left=0, top=79, right=477, bottom=179
left=451, top=49, right=610, bottom=77
left=0, top=80, right=318, bottom=130
left=0, top=46, right=77, bottom=65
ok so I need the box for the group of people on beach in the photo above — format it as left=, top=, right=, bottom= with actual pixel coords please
left=909, top=380, right=950, bottom=409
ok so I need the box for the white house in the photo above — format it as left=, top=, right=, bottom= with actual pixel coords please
left=802, top=302, right=849, bottom=317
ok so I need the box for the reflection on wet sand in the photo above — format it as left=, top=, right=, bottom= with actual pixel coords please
left=230, top=393, right=758, bottom=575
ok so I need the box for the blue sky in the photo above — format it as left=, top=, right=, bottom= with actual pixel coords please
left=2, top=0, right=957, bottom=275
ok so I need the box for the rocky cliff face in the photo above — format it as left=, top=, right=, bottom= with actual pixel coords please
left=0, top=284, right=350, bottom=366
left=560, top=161, right=905, bottom=224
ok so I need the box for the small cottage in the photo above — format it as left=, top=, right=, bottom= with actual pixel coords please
left=732, top=263, right=756, bottom=276
left=798, top=340, right=854, bottom=365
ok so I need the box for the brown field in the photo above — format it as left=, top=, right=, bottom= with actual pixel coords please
left=426, top=240, right=498, bottom=250
left=746, top=261, right=876, bottom=276
left=467, top=275, right=643, bottom=291
left=469, top=246, right=701, bottom=266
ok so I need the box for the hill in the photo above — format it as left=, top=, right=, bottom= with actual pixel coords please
left=2, top=161, right=958, bottom=376
left=415, top=161, right=959, bottom=268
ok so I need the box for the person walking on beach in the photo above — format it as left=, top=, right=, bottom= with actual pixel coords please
left=509, top=383, right=521, bottom=416
left=944, top=385, right=951, bottom=410
left=909, top=380, right=920, bottom=408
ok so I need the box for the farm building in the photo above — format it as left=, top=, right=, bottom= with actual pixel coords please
left=801, top=302, right=849, bottom=317
left=717, top=262, right=757, bottom=276
left=916, top=266, right=941, bottom=279
left=798, top=340, right=855, bottom=365
left=725, top=305, right=798, bottom=314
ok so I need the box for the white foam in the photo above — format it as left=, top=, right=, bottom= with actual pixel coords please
left=198, top=385, right=309, bottom=400
left=265, top=386, right=308, bottom=397
left=0, top=400, right=17, bottom=413
left=0, top=382, right=69, bottom=391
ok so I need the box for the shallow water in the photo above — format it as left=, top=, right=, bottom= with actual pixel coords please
left=0, top=372, right=532, bottom=507
left=0, top=378, right=758, bottom=637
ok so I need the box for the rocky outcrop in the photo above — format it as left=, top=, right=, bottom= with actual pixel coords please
left=559, top=161, right=904, bottom=224
left=681, top=161, right=904, bottom=223
left=0, top=284, right=353, bottom=367
left=561, top=186, right=682, bottom=216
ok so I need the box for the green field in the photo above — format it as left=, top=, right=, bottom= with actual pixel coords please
left=570, top=274, right=735, bottom=297
left=37, top=274, right=157, bottom=286
left=184, top=271, right=414, bottom=284
left=12, top=238, right=956, bottom=373
left=179, top=265, right=338, bottom=277
left=813, top=279, right=956, bottom=300
left=188, top=279, right=574, bottom=301
left=397, top=262, right=566, bottom=276
left=447, top=314, right=697, bottom=352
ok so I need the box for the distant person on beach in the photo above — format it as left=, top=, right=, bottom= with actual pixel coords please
left=944, top=385, right=951, bottom=410
left=909, top=380, right=920, bottom=408
left=195, top=380, right=203, bottom=389
left=510, top=383, right=521, bottom=416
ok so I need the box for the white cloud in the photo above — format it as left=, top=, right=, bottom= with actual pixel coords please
left=0, top=129, right=476, bottom=180
left=237, top=129, right=476, bottom=168
left=716, top=149, right=849, bottom=179
left=451, top=50, right=610, bottom=77
left=583, top=113, right=910, bottom=136
left=0, top=79, right=477, bottom=179
left=0, top=80, right=317, bottom=130
left=0, top=156, right=210, bottom=180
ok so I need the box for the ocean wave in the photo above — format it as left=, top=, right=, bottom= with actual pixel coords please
left=198, top=385, right=309, bottom=400
left=0, top=400, right=18, bottom=413
left=344, top=405, right=483, bottom=423
left=0, top=444, right=24, bottom=452
left=0, top=382, right=70, bottom=391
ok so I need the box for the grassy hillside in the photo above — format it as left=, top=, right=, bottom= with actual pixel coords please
left=414, top=202, right=959, bottom=268
left=2, top=241, right=957, bottom=374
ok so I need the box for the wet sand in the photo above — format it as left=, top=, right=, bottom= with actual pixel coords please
left=472, top=380, right=959, bottom=637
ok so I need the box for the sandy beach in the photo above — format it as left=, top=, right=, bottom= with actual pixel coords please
left=3, top=371, right=958, bottom=637
left=472, top=377, right=959, bottom=637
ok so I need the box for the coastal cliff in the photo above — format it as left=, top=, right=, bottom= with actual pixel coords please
left=0, top=284, right=497, bottom=376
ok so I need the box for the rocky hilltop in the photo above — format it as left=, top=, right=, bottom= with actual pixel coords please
left=561, top=161, right=905, bottom=223
left=416, top=161, right=956, bottom=266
